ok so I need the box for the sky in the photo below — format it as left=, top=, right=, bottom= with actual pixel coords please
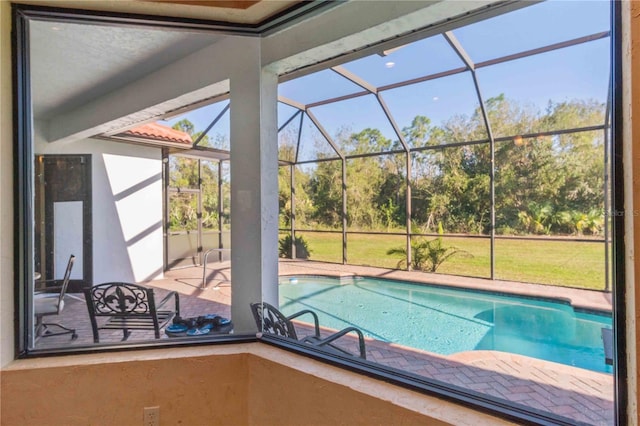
left=165, top=0, right=611, bottom=154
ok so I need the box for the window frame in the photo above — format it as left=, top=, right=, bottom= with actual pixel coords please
left=11, top=2, right=627, bottom=425
left=10, top=3, right=267, bottom=357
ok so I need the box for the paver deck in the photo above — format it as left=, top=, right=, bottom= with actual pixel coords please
left=32, top=259, right=614, bottom=425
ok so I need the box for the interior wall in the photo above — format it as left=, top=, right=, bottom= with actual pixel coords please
left=0, top=349, right=250, bottom=425
left=247, top=355, right=453, bottom=426
left=627, top=2, right=640, bottom=422
left=0, top=0, right=15, bottom=367
left=34, top=129, right=164, bottom=284
left=0, top=345, right=514, bottom=426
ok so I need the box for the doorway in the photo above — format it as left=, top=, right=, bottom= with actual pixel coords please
left=35, top=154, right=93, bottom=291
left=165, top=154, right=230, bottom=270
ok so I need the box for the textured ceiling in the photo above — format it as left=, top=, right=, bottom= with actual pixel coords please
left=30, top=20, right=222, bottom=120
left=28, top=0, right=312, bottom=121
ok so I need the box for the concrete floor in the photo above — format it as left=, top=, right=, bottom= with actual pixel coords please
left=32, top=259, right=614, bottom=425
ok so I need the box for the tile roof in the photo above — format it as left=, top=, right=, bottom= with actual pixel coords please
left=123, top=122, right=193, bottom=146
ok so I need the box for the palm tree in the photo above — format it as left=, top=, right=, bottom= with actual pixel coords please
left=278, top=235, right=311, bottom=259
left=518, top=202, right=553, bottom=234
left=387, top=237, right=471, bottom=272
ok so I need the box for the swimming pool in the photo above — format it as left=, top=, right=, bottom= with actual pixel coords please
left=278, top=275, right=613, bottom=373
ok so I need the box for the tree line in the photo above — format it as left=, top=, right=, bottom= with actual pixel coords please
left=279, top=95, right=606, bottom=237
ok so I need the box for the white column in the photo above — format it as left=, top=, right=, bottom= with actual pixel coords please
left=230, top=38, right=279, bottom=333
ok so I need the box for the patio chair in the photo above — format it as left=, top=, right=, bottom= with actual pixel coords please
left=84, top=282, right=180, bottom=343
left=250, top=301, right=366, bottom=359
left=34, top=254, right=77, bottom=341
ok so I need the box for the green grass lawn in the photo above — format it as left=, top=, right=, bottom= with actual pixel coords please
left=292, top=232, right=607, bottom=291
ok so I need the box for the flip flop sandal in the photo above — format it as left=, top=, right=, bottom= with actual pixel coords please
left=176, top=317, right=198, bottom=329
left=186, top=327, right=211, bottom=336
left=172, top=316, right=192, bottom=327
left=200, top=322, right=214, bottom=331
left=215, top=317, right=231, bottom=326
left=165, top=323, right=188, bottom=337
left=198, top=314, right=221, bottom=327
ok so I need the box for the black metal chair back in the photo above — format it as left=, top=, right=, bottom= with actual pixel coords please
left=85, top=282, right=156, bottom=316
left=33, top=254, right=77, bottom=341
left=249, top=301, right=367, bottom=359
left=55, top=255, right=75, bottom=313
left=84, top=282, right=179, bottom=343
left=250, top=302, right=298, bottom=339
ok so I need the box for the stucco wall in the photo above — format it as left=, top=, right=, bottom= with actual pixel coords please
left=0, top=344, right=514, bottom=426
left=0, top=0, right=15, bottom=368
left=0, top=347, right=249, bottom=426
left=626, top=1, right=640, bottom=423
left=33, top=130, right=164, bottom=284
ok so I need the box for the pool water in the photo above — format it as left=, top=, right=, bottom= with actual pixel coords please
left=278, top=276, right=613, bottom=373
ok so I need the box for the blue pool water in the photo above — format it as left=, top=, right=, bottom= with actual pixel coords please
left=278, top=276, right=613, bottom=373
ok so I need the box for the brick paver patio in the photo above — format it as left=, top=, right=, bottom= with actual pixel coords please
left=33, top=259, right=614, bottom=425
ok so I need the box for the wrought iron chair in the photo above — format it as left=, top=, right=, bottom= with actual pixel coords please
left=34, top=254, right=77, bottom=341
left=250, top=301, right=366, bottom=359
left=83, top=282, right=180, bottom=343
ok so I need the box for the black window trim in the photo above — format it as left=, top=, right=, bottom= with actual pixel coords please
left=259, top=334, right=587, bottom=426
left=611, top=1, right=627, bottom=425
left=11, top=2, right=627, bottom=425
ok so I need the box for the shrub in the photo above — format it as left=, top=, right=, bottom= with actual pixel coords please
left=386, top=236, right=472, bottom=272
left=279, top=235, right=311, bottom=259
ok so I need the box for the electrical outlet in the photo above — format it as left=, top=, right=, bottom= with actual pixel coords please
left=143, top=406, right=160, bottom=426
